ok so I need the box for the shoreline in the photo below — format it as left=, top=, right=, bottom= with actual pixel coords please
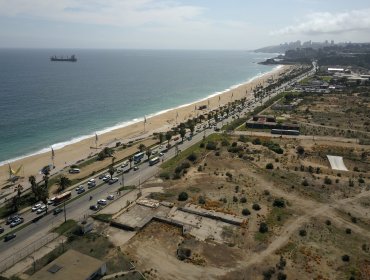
left=0, top=64, right=290, bottom=185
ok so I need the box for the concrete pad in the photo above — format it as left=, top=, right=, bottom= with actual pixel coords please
left=327, top=155, right=348, bottom=171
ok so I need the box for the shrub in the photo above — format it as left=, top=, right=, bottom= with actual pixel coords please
left=262, top=267, right=275, bottom=280
left=302, top=179, right=309, bottom=186
left=238, top=135, right=247, bottom=143
left=358, top=178, right=365, bottom=184
left=264, top=190, right=270, bottom=196
left=226, top=172, right=233, bottom=179
left=277, top=272, right=287, bottom=280
left=159, top=172, right=170, bottom=180
left=351, top=217, right=357, bottom=223
left=240, top=197, right=247, bottom=203
left=231, top=142, right=238, bottom=147
left=215, top=151, right=220, bottom=156
left=242, top=208, right=251, bottom=216
left=197, top=165, right=203, bottom=172
left=296, top=146, right=305, bottom=155
left=221, top=139, right=230, bottom=146
left=324, top=177, right=332, bottom=185
left=341, top=255, right=350, bottom=262
left=266, top=163, right=274, bottom=170
left=325, top=220, right=331, bottom=226
left=345, top=228, right=352, bottom=234
left=198, top=196, right=206, bottom=204
left=252, top=138, right=261, bottom=145
left=187, top=153, right=197, bottom=162
left=178, top=192, right=188, bottom=201
left=233, top=196, right=238, bottom=203
left=273, top=198, right=285, bottom=208
left=177, top=248, right=191, bottom=260
left=206, top=141, right=217, bottom=150
left=199, top=142, right=205, bottom=148
left=259, top=222, right=268, bottom=233
left=299, top=229, right=307, bottom=237
left=252, top=203, right=261, bottom=211
left=181, top=162, right=191, bottom=169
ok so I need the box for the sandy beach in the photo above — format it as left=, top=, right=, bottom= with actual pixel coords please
left=0, top=65, right=291, bottom=188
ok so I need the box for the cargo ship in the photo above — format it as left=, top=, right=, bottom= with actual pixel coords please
left=50, top=55, right=77, bottom=62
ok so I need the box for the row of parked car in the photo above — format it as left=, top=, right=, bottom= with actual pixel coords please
left=1, top=214, right=24, bottom=242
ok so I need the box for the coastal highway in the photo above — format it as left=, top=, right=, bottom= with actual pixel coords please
left=0, top=121, right=217, bottom=269
left=0, top=65, right=315, bottom=271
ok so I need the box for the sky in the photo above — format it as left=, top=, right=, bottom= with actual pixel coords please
left=0, top=0, right=370, bottom=49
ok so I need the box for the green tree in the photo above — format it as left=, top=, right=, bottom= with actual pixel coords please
left=146, top=148, right=152, bottom=161
left=57, top=176, right=72, bottom=193
left=129, top=156, right=133, bottom=169
left=108, top=165, right=116, bottom=178
left=189, top=123, right=195, bottom=135
left=158, top=132, right=165, bottom=144
left=165, top=131, right=172, bottom=146
left=138, top=144, right=146, bottom=152
left=180, top=127, right=186, bottom=142
left=29, top=175, right=37, bottom=199
left=178, top=192, right=188, bottom=201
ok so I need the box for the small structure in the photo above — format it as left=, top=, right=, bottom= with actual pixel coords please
left=29, top=249, right=106, bottom=280
left=327, top=155, right=348, bottom=171
left=78, top=218, right=94, bottom=235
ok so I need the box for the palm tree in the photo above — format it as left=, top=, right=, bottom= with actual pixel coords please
left=9, top=196, right=19, bottom=213
left=39, top=186, right=49, bottom=213
left=16, top=184, right=23, bottom=198
left=158, top=132, right=165, bottom=144
left=128, top=156, right=133, bottom=169
left=57, top=175, right=72, bottom=193
left=29, top=175, right=37, bottom=199
left=145, top=148, right=152, bottom=161
left=189, top=123, right=195, bottom=135
left=138, top=144, right=146, bottom=152
left=180, top=127, right=186, bottom=142
left=108, top=165, right=116, bottom=178
left=165, top=131, right=172, bottom=146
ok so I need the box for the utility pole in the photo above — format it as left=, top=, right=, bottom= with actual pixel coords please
left=63, top=201, right=66, bottom=223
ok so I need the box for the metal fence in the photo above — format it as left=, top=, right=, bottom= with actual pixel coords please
left=0, top=232, right=59, bottom=273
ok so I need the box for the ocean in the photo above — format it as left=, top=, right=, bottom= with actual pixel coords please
left=0, top=49, right=275, bottom=165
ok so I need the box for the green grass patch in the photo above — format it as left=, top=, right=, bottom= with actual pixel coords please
left=92, top=213, right=112, bottom=223
left=161, top=133, right=228, bottom=172
left=266, top=207, right=293, bottom=228
left=254, top=231, right=269, bottom=242
left=52, top=220, right=77, bottom=235
left=118, top=185, right=136, bottom=192
left=149, top=191, right=176, bottom=201
left=222, top=117, right=248, bottom=131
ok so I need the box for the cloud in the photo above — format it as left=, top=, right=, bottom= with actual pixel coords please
left=273, top=9, right=370, bottom=35
left=0, top=0, right=205, bottom=28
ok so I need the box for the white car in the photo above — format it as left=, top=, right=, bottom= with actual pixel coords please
left=103, top=175, right=111, bottom=182
left=36, top=205, right=47, bottom=214
left=88, top=179, right=95, bottom=184
left=107, top=194, right=115, bottom=200
left=47, top=197, right=55, bottom=205
left=76, top=185, right=84, bottom=191
left=121, top=161, right=129, bottom=168
left=97, top=199, right=107, bottom=205
left=32, top=203, right=42, bottom=212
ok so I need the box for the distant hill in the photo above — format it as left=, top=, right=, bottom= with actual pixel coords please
left=255, top=40, right=342, bottom=54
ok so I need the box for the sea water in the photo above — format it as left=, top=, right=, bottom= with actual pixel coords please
left=0, top=49, right=276, bottom=164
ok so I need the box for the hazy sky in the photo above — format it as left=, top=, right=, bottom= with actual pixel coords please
left=0, top=0, right=370, bottom=49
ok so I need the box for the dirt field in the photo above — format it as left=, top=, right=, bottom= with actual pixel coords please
left=121, top=117, right=369, bottom=280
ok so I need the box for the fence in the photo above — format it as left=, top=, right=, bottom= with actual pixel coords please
left=0, top=232, right=59, bottom=273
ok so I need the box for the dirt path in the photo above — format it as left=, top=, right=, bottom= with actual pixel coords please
left=237, top=161, right=370, bottom=269
left=240, top=186, right=370, bottom=269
